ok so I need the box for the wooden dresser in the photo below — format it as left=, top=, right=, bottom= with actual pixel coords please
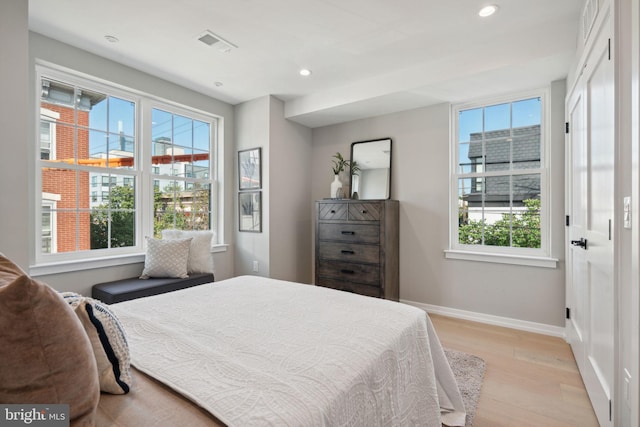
left=315, top=199, right=399, bottom=300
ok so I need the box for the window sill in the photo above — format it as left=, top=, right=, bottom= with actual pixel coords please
left=444, top=249, right=558, bottom=268
left=30, top=244, right=229, bottom=277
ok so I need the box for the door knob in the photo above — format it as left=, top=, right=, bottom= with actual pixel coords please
left=571, top=238, right=588, bottom=249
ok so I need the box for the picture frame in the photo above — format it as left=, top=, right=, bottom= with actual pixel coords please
left=238, top=147, right=261, bottom=190
left=238, top=191, right=262, bottom=232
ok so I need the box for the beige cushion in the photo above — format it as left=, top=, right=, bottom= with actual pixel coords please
left=140, top=236, right=192, bottom=279
left=0, top=254, right=99, bottom=425
left=161, top=229, right=214, bottom=274
left=62, top=293, right=132, bottom=394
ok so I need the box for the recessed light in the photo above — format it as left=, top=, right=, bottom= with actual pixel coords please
left=104, top=35, right=119, bottom=43
left=299, top=69, right=312, bottom=77
left=478, top=5, right=499, bottom=17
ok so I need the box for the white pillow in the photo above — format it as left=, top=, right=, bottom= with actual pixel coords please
left=161, top=230, right=214, bottom=274
left=140, top=236, right=192, bottom=279
left=61, top=292, right=132, bottom=394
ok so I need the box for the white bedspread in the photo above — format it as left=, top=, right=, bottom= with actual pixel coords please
left=111, top=276, right=466, bottom=426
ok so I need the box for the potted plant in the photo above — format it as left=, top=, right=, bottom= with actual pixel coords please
left=330, top=152, right=350, bottom=198
left=331, top=152, right=349, bottom=175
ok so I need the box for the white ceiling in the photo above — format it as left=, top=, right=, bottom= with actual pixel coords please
left=28, top=0, right=583, bottom=128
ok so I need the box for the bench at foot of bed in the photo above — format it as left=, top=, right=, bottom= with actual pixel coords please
left=92, top=273, right=215, bottom=304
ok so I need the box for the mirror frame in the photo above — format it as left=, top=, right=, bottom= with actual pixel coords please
left=349, top=137, right=392, bottom=200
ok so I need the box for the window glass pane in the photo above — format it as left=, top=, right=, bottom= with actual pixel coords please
left=512, top=98, right=541, bottom=128
left=173, top=115, right=192, bottom=147
left=41, top=206, right=54, bottom=254
left=189, top=183, right=211, bottom=230
left=42, top=168, right=77, bottom=210
left=90, top=208, right=109, bottom=249
left=467, top=140, right=483, bottom=171
left=193, top=120, right=210, bottom=151
left=88, top=130, right=108, bottom=165
left=484, top=102, right=510, bottom=132
left=458, top=142, right=471, bottom=174
left=41, top=79, right=75, bottom=125
left=110, top=209, right=135, bottom=248
left=193, top=149, right=210, bottom=177
left=152, top=108, right=172, bottom=142
left=108, top=133, right=134, bottom=169
left=54, top=210, right=81, bottom=253
left=458, top=177, right=472, bottom=199
left=458, top=108, right=482, bottom=143
left=54, top=124, right=75, bottom=161
left=109, top=97, right=135, bottom=136
left=513, top=173, right=541, bottom=203
left=480, top=175, right=512, bottom=247
left=88, top=94, right=108, bottom=132
left=512, top=131, right=541, bottom=170
left=512, top=197, right=541, bottom=248
left=485, top=137, right=510, bottom=172
left=154, top=179, right=183, bottom=236
left=89, top=179, right=136, bottom=249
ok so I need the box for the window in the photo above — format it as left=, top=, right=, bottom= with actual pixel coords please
left=449, top=92, right=551, bottom=264
left=36, top=67, right=220, bottom=265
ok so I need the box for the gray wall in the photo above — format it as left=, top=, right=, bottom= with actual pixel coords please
left=268, top=97, right=313, bottom=283
left=0, top=1, right=29, bottom=269
left=311, top=81, right=567, bottom=327
left=234, top=96, right=313, bottom=282
left=234, top=96, right=271, bottom=277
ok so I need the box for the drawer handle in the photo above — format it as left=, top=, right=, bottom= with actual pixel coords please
left=341, top=250, right=355, bottom=255
left=361, top=210, right=367, bottom=214
left=330, top=210, right=336, bottom=214
left=341, top=231, right=355, bottom=235
left=341, top=269, right=355, bottom=274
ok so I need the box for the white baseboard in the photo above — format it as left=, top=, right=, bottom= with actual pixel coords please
left=401, top=299, right=566, bottom=339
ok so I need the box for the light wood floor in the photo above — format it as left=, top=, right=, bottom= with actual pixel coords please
left=430, top=314, right=599, bottom=427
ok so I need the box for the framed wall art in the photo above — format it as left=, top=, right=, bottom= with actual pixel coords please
left=238, top=191, right=262, bottom=232
left=238, top=147, right=261, bottom=190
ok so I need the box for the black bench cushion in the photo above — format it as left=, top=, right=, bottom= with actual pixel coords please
left=92, top=273, right=214, bottom=304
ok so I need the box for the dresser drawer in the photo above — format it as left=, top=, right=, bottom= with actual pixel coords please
left=318, top=223, right=379, bottom=244
left=317, top=260, right=380, bottom=285
left=318, top=202, right=348, bottom=220
left=316, top=278, right=382, bottom=298
left=318, top=242, right=379, bottom=264
left=348, top=203, right=381, bottom=221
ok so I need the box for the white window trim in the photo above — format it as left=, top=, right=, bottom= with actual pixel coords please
left=446, top=88, right=557, bottom=268
left=33, top=64, right=224, bottom=270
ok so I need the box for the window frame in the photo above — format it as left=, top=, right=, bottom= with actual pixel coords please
left=33, top=65, right=223, bottom=272
left=446, top=89, right=557, bottom=268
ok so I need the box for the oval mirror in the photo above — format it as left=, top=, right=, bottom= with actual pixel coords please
left=349, top=138, right=392, bottom=200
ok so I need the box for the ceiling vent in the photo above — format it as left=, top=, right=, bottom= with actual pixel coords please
left=197, top=30, right=237, bottom=53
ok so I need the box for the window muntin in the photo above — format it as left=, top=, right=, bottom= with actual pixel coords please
left=453, top=95, right=546, bottom=254
left=36, top=68, right=219, bottom=263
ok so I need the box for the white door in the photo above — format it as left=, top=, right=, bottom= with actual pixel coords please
left=566, top=19, right=614, bottom=427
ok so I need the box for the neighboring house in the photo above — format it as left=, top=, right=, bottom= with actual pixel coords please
left=463, top=124, right=541, bottom=223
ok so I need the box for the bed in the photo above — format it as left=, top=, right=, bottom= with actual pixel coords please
left=102, top=275, right=466, bottom=427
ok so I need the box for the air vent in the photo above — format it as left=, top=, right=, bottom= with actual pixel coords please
left=582, top=0, right=599, bottom=42
left=197, top=30, right=237, bottom=53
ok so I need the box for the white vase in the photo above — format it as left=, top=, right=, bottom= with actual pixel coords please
left=330, top=174, right=342, bottom=198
